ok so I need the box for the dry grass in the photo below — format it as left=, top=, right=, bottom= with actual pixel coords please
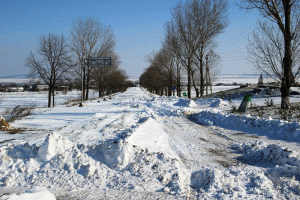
left=4, top=105, right=36, bottom=122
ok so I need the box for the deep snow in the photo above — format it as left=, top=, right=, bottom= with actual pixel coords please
left=0, top=87, right=300, bottom=199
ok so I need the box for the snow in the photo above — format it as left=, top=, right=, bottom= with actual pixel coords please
left=193, top=110, right=300, bottom=142
left=1, top=187, right=56, bottom=200
left=0, top=82, right=300, bottom=199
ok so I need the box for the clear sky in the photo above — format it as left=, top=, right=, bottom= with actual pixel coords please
left=0, top=0, right=260, bottom=79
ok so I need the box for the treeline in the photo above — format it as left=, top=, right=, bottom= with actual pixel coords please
left=140, top=0, right=229, bottom=98
left=26, top=17, right=130, bottom=107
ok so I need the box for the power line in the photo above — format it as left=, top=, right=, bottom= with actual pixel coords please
left=218, top=22, right=257, bottom=52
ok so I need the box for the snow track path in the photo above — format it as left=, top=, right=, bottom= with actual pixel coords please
left=1, top=87, right=300, bottom=199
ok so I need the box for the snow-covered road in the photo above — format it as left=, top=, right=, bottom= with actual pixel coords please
left=1, top=87, right=300, bottom=199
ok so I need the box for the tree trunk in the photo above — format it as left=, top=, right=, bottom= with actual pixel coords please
left=99, top=88, right=104, bottom=97
left=281, top=0, right=293, bottom=109
left=168, top=75, right=172, bottom=96
left=200, top=58, right=204, bottom=97
left=82, top=69, right=86, bottom=101
left=192, top=76, right=199, bottom=98
left=187, top=62, right=191, bottom=99
left=48, top=89, right=52, bottom=108
left=52, top=90, right=55, bottom=107
left=177, top=64, right=181, bottom=97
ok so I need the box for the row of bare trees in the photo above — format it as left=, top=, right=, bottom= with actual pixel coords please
left=26, top=18, right=128, bottom=107
left=140, top=0, right=228, bottom=98
left=141, top=0, right=300, bottom=109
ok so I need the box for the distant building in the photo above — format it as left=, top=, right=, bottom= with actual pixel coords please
left=36, top=85, right=49, bottom=91
left=6, top=87, right=24, bottom=92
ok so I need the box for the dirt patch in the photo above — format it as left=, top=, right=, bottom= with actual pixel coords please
left=215, top=158, right=240, bottom=168
left=209, top=149, right=227, bottom=156
left=199, top=137, right=209, bottom=142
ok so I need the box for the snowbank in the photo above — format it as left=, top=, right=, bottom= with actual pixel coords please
left=210, top=99, right=228, bottom=108
left=190, top=141, right=300, bottom=199
left=174, top=98, right=197, bottom=108
left=0, top=131, right=191, bottom=196
left=232, top=141, right=300, bottom=167
left=193, top=110, right=300, bottom=142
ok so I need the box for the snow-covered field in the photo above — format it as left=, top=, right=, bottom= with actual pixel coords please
left=0, top=85, right=300, bottom=199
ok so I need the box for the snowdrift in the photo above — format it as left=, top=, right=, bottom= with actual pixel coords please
left=174, top=98, right=197, bottom=108
left=0, top=132, right=190, bottom=197
left=193, top=110, right=300, bottom=142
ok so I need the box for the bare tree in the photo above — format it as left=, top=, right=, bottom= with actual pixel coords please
left=145, top=47, right=176, bottom=96
left=239, top=0, right=300, bottom=109
left=92, top=52, right=121, bottom=97
left=189, top=0, right=229, bottom=97
left=248, top=21, right=284, bottom=81
left=140, top=64, right=168, bottom=95
left=70, top=17, right=116, bottom=100
left=165, top=2, right=195, bottom=99
left=248, top=20, right=300, bottom=84
left=165, top=0, right=228, bottom=98
left=26, top=33, right=72, bottom=107
left=106, top=69, right=128, bottom=93
left=174, top=58, right=183, bottom=97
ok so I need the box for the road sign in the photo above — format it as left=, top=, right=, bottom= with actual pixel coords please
left=183, top=92, right=187, bottom=97
left=171, top=86, right=176, bottom=91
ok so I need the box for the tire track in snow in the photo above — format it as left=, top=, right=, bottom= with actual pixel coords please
left=163, top=116, right=239, bottom=170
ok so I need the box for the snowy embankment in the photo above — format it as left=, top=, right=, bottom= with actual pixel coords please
left=193, top=109, right=300, bottom=142
left=0, top=87, right=300, bottom=199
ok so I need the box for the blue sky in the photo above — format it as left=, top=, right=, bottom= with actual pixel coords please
left=0, top=0, right=260, bottom=79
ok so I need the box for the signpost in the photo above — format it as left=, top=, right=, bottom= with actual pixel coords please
left=81, top=57, right=111, bottom=104
left=171, top=86, right=176, bottom=96
left=238, top=94, right=252, bottom=112
left=183, top=92, right=187, bottom=97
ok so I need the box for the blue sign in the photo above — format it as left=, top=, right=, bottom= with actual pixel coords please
left=171, top=86, right=176, bottom=91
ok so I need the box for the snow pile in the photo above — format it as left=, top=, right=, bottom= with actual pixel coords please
left=190, top=166, right=277, bottom=199
left=126, top=117, right=191, bottom=195
left=232, top=141, right=300, bottom=170
left=173, top=98, right=197, bottom=108
left=194, top=110, right=300, bottom=142
left=191, top=167, right=224, bottom=191
left=110, top=150, right=190, bottom=195
left=37, top=132, right=74, bottom=162
left=1, top=187, right=56, bottom=200
left=231, top=141, right=300, bottom=193
left=210, top=99, right=228, bottom=108
left=114, top=97, right=183, bottom=117
left=0, top=132, right=190, bottom=197
left=85, top=140, right=135, bottom=169
left=0, top=133, right=112, bottom=189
